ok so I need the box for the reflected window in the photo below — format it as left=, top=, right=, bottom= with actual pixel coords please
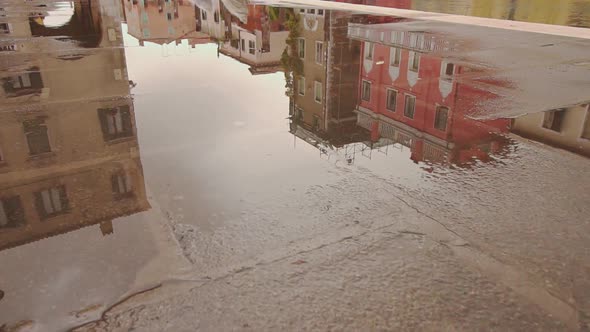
left=306, top=9, right=315, bottom=14
left=314, top=81, right=322, bottom=103
left=434, top=106, right=449, bottom=131
left=214, top=11, right=219, bottom=23
left=390, top=47, right=400, bottom=67
left=0, top=196, right=25, bottom=229
left=542, top=109, right=566, bottom=132
left=241, top=39, right=245, bottom=51
left=315, top=41, right=323, bottom=65
left=312, top=115, right=320, bottom=131
left=364, top=42, right=373, bottom=60
left=34, top=186, right=68, bottom=220
left=582, top=109, right=590, bottom=139
left=112, top=172, right=133, bottom=199
left=361, top=80, right=371, bottom=102
left=409, top=52, right=420, bottom=72
left=445, top=63, right=454, bottom=76
left=297, top=77, right=305, bottom=96
left=386, top=89, right=397, bottom=111
left=391, top=31, right=402, bottom=44
left=296, top=107, right=304, bottom=121
left=202, top=11, right=207, bottom=20
left=410, top=33, right=424, bottom=49
left=23, top=118, right=51, bottom=156
left=98, top=106, right=133, bottom=141
left=12, top=74, right=31, bottom=88
left=318, top=9, right=324, bottom=15
left=404, top=95, right=416, bottom=119
left=0, top=23, right=9, bottom=34
left=441, top=63, right=454, bottom=81
left=297, top=38, right=305, bottom=59
left=0, top=44, right=16, bottom=51
left=167, top=13, right=172, bottom=21
left=248, top=40, right=255, bottom=55
left=3, top=68, right=43, bottom=96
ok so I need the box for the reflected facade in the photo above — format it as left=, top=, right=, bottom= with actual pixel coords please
left=512, top=105, right=590, bottom=157
left=124, top=0, right=211, bottom=46
left=0, top=0, right=149, bottom=251
left=287, top=8, right=367, bottom=154
left=1, top=0, right=590, bottom=330
left=349, top=19, right=511, bottom=166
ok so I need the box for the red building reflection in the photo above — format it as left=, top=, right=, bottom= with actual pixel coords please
left=348, top=22, right=510, bottom=166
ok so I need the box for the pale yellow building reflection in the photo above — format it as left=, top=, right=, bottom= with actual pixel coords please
left=511, top=104, right=590, bottom=157
left=0, top=0, right=149, bottom=250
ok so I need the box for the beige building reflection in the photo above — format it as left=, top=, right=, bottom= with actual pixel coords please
left=511, top=104, right=590, bottom=157
left=123, top=0, right=211, bottom=46
left=289, top=9, right=364, bottom=148
left=0, top=0, right=149, bottom=251
left=218, top=5, right=289, bottom=74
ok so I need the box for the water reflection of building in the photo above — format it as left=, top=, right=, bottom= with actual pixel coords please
left=511, top=105, right=590, bottom=157
left=123, top=0, right=211, bottom=46
left=219, top=5, right=289, bottom=74
left=0, top=0, right=149, bottom=250
left=348, top=22, right=510, bottom=166
left=194, top=0, right=225, bottom=40
left=289, top=9, right=366, bottom=149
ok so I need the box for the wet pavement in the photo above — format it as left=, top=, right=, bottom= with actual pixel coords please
left=1, top=0, right=590, bottom=331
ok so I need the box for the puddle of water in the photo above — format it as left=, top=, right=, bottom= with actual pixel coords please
left=1, top=0, right=590, bottom=330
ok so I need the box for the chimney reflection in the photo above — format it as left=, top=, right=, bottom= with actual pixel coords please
left=0, top=0, right=149, bottom=251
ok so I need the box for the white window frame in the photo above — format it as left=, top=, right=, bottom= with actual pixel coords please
left=248, top=40, right=255, bottom=55
left=364, top=42, right=374, bottom=60
left=314, top=81, right=322, bottom=103
left=12, top=73, right=32, bottom=89
left=298, top=77, right=305, bottom=96
left=434, top=105, right=450, bottom=131
left=404, top=94, right=416, bottom=119
left=441, top=62, right=454, bottom=81
left=409, top=51, right=420, bottom=72
left=391, top=31, right=402, bottom=44
left=297, top=38, right=305, bottom=59
left=361, top=80, right=371, bottom=102
left=106, top=109, right=126, bottom=135
left=390, top=47, right=401, bottom=67
left=386, top=88, right=397, bottom=112
left=39, top=187, right=66, bottom=216
left=315, top=41, right=324, bottom=65
left=113, top=172, right=133, bottom=195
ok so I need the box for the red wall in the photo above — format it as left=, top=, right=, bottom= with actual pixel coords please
left=356, top=32, right=509, bottom=164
